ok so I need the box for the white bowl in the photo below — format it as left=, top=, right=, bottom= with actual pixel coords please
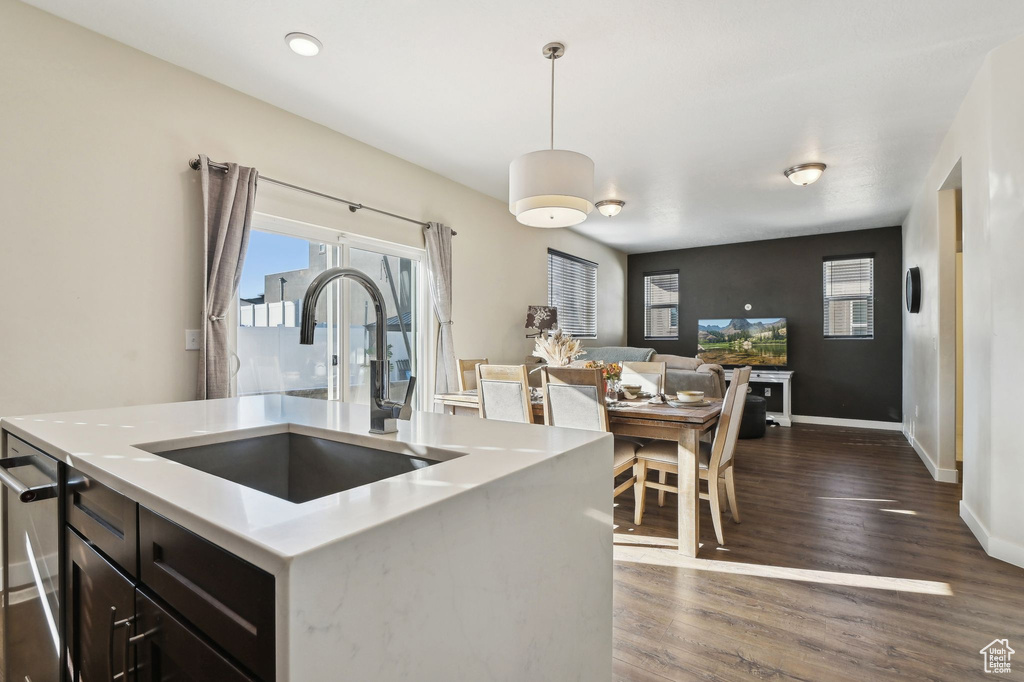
left=676, top=391, right=705, bottom=403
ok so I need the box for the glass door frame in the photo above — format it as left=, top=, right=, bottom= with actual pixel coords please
left=230, top=212, right=432, bottom=409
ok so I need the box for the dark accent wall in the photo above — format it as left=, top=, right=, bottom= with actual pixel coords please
left=627, top=226, right=903, bottom=423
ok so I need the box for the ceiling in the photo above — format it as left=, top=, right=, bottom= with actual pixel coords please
left=25, top=0, right=1024, bottom=253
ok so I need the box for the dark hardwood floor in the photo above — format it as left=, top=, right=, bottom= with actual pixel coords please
left=612, top=424, right=1024, bottom=681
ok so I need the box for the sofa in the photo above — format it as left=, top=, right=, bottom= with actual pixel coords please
left=525, top=346, right=726, bottom=398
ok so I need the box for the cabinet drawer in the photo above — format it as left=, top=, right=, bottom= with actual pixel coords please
left=135, top=589, right=256, bottom=682
left=139, top=507, right=275, bottom=681
left=67, top=466, right=138, bottom=576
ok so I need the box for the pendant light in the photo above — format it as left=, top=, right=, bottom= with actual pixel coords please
left=509, top=42, right=595, bottom=228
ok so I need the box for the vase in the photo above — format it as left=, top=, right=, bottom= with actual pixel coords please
left=605, top=379, right=620, bottom=402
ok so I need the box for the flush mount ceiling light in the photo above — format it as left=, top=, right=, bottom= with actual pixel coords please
left=595, top=200, right=625, bottom=217
left=784, top=163, right=826, bottom=186
left=285, top=32, right=322, bottom=57
left=509, top=42, right=595, bottom=228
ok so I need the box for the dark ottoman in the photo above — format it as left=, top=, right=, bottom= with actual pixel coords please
left=739, top=395, right=767, bottom=439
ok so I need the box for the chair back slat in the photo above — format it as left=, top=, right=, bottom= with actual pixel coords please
left=458, top=358, right=488, bottom=391
left=708, top=366, right=751, bottom=472
left=542, top=367, right=609, bottom=432
left=621, top=361, right=667, bottom=395
left=476, top=364, right=531, bottom=423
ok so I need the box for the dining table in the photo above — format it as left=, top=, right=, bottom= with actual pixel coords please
left=433, top=390, right=723, bottom=557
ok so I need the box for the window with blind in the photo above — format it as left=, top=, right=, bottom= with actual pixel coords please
left=644, top=271, right=679, bottom=339
left=823, top=256, right=874, bottom=338
left=547, top=249, right=597, bottom=338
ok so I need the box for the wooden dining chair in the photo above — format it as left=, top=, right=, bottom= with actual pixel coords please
left=620, top=360, right=668, bottom=471
left=632, top=367, right=752, bottom=545
left=621, top=361, right=667, bottom=395
left=457, top=358, right=488, bottom=391
left=476, top=364, right=532, bottom=424
left=541, top=367, right=638, bottom=500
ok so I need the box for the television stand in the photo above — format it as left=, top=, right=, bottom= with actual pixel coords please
left=724, top=368, right=793, bottom=427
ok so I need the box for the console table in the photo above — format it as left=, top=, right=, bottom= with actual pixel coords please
left=724, top=368, right=793, bottom=427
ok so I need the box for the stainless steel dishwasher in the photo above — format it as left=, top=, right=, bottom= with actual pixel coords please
left=1, top=434, right=61, bottom=682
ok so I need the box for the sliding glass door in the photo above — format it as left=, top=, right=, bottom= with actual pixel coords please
left=236, top=229, right=341, bottom=400
left=235, top=215, right=427, bottom=407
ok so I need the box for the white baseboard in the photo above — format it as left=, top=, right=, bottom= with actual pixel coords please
left=903, top=429, right=959, bottom=483
left=791, top=414, right=903, bottom=431
left=960, top=500, right=1024, bottom=569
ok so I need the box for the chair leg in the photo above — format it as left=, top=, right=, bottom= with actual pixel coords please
left=707, top=479, right=725, bottom=546
left=717, top=479, right=729, bottom=512
left=725, top=467, right=741, bottom=523
left=657, top=470, right=667, bottom=507
left=633, top=459, right=648, bottom=526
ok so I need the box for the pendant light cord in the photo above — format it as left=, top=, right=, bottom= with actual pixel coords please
left=550, top=53, right=555, bottom=150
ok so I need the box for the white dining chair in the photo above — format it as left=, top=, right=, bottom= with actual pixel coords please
left=542, top=366, right=639, bottom=501
left=621, top=361, right=667, bottom=395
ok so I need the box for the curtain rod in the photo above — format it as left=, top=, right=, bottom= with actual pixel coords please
left=188, top=157, right=456, bottom=235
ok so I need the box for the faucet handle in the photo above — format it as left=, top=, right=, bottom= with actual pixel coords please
left=397, top=376, right=416, bottom=420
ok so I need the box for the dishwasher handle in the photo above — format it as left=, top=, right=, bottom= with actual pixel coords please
left=0, top=455, right=58, bottom=503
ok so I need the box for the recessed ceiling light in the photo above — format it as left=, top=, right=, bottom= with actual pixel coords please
left=784, top=163, right=826, bottom=186
left=595, top=200, right=625, bottom=217
left=286, top=32, right=322, bottom=57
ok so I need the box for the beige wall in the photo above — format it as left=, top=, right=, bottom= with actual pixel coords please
left=0, top=1, right=627, bottom=417
left=902, top=33, right=1024, bottom=567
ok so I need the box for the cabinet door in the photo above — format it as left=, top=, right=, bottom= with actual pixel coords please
left=66, top=528, right=136, bottom=682
left=133, top=590, right=255, bottom=682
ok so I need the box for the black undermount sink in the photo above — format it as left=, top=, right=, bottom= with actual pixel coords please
left=142, top=430, right=459, bottom=504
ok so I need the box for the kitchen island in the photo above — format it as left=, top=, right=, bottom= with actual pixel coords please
left=1, top=395, right=612, bottom=681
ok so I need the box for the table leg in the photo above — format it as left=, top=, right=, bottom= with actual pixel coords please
left=677, top=428, right=700, bottom=557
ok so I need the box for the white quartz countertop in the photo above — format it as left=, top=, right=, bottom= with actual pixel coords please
left=1, top=396, right=608, bottom=574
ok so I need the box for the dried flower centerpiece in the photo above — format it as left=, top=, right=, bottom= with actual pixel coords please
left=532, top=329, right=586, bottom=367
left=584, top=361, right=621, bottom=383
left=583, top=360, right=622, bottom=399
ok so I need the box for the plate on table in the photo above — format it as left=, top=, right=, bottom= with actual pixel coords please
left=667, top=399, right=712, bottom=408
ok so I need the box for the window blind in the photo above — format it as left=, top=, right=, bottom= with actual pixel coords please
left=547, top=249, right=597, bottom=338
left=823, top=256, right=874, bottom=338
left=644, top=271, right=679, bottom=339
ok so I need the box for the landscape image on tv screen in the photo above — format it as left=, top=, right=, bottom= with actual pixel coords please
left=697, top=318, right=787, bottom=367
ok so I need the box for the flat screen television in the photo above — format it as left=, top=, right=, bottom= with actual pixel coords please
left=697, top=318, right=787, bottom=367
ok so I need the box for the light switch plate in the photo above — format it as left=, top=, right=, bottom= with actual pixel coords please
left=185, top=329, right=201, bottom=351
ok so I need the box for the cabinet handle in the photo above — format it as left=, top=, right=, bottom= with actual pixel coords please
left=0, top=455, right=57, bottom=503
left=108, top=606, right=134, bottom=682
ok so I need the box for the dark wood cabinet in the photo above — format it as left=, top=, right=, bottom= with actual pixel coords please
left=55, top=452, right=274, bottom=681
left=66, top=528, right=136, bottom=682
left=133, top=590, right=255, bottom=682
left=65, top=527, right=259, bottom=682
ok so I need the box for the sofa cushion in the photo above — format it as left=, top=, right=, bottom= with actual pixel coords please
left=582, top=346, right=655, bottom=363
left=652, top=353, right=702, bottom=371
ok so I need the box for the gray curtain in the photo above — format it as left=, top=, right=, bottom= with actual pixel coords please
left=424, top=222, right=458, bottom=399
left=197, top=155, right=258, bottom=399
